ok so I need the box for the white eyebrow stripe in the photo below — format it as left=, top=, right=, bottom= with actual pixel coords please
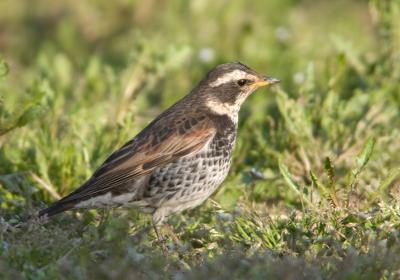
left=209, top=70, right=251, bottom=87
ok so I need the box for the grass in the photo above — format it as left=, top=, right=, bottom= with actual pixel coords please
left=1, top=0, right=400, bottom=278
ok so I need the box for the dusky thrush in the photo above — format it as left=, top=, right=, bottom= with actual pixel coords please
left=39, top=62, right=279, bottom=250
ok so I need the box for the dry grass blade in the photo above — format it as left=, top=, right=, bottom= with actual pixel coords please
left=30, top=172, right=61, bottom=200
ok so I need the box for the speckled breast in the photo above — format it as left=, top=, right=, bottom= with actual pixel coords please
left=144, top=123, right=237, bottom=209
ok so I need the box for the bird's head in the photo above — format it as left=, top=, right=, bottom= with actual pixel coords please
left=195, top=62, right=280, bottom=116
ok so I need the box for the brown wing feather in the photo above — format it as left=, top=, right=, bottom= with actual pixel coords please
left=57, top=112, right=215, bottom=203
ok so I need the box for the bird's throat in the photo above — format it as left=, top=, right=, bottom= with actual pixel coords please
left=205, top=98, right=239, bottom=123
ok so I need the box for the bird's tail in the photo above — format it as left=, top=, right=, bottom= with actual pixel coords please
left=38, top=201, right=76, bottom=218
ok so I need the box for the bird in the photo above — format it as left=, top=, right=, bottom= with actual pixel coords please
left=39, top=62, right=279, bottom=252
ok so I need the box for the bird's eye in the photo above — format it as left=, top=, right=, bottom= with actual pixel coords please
left=237, top=79, right=248, bottom=87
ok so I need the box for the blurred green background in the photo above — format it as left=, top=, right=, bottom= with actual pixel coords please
left=2, top=0, right=400, bottom=278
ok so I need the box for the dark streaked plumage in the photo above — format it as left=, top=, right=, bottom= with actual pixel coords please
left=39, top=62, right=279, bottom=250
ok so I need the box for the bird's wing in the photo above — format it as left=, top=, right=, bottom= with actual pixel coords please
left=58, top=112, right=215, bottom=203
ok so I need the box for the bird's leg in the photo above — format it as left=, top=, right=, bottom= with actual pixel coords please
left=153, top=223, right=168, bottom=256
left=164, top=224, right=181, bottom=246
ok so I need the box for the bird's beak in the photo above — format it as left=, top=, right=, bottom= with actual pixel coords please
left=251, top=76, right=280, bottom=89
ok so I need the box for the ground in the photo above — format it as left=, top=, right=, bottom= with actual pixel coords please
left=1, top=0, right=400, bottom=279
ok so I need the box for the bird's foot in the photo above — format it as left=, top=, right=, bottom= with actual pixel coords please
left=153, top=224, right=169, bottom=256
left=158, top=238, right=169, bottom=256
